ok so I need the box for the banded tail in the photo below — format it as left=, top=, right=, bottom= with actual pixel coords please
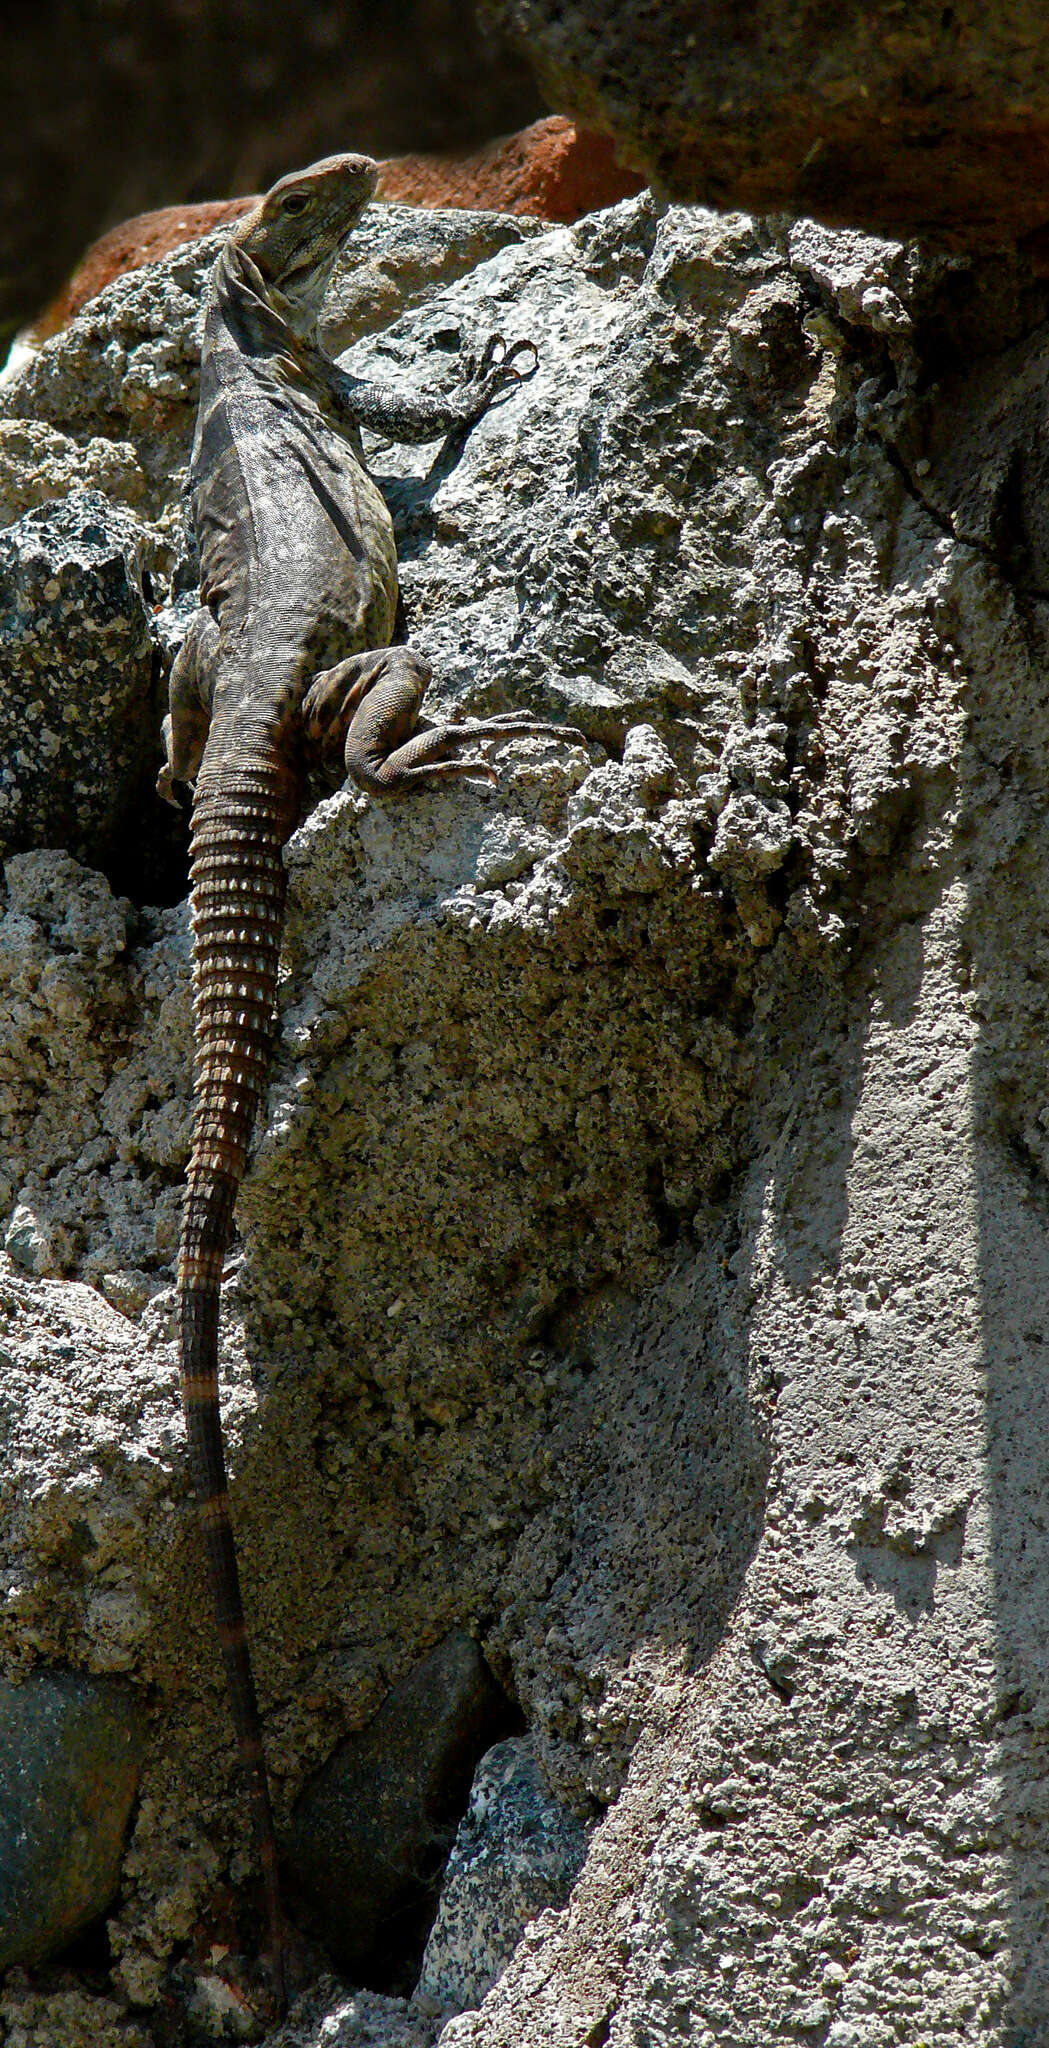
left=178, top=746, right=295, bottom=2013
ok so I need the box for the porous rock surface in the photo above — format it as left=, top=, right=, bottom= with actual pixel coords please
left=0, top=496, right=160, bottom=872
left=1, top=185, right=1048, bottom=2046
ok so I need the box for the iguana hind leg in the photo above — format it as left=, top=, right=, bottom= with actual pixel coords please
left=158, top=608, right=219, bottom=803
left=303, top=644, right=580, bottom=792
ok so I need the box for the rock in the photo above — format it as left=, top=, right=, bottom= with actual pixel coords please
left=376, top=116, right=644, bottom=223
left=481, top=0, right=1049, bottom=248
left=417, top=1736, right=590, bottom=2015
left=0, top=207, right=546, bottom=525
left=24, top=199, right=259, bottom=350
left=5, top=118, right=642, bottom=381
left=0, top=1236, right=190, bottom=1684
left=0, top=849, right=193, bottom=1294
left=0, top=494, right=160, bottom=871
left=3, top=169, right=1049, bottom=2047
left=0, top=1984, right=152, bottom=2048
left=3, top=1199, right=70, bottom=1277
left=0, top=1669, right=145, bottom=1966
left=0, top=419, right=148, bottom=529
left=316, top=206, right=547, bottom=361
left=286, top=1633, right=516, bottom=1986
left=269, top=1979, right=435, bottom=2048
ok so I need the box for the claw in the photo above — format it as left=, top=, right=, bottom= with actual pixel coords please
left=468, top=333, right=538, bottom=393
left=447, top=715, right=586, bottom=745
left=157, top=762, right=194, bottom=812
left=478, top=332, right=507, bottom=374
left=500, top=338, right=538, bottom=381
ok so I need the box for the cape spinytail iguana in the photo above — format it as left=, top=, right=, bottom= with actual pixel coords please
left=161, top=152, right=573, bottom=2015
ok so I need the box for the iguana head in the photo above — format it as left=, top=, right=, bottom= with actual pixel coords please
left=234, top=153, right=378, bottom=315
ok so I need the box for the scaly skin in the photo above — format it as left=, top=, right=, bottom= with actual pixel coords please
left=163, top=154, right=573, bottom=2016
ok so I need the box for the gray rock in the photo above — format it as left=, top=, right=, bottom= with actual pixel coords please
left=0, top=1669, right=145, bottom=1966
left=318, top=207, right=548, bottom=359
left=0, top=492, right=159, bottom=869
left=0, top=1981, right=153, bottom=2048
left=286, top=1632, right=515, bottom=1986
left=3, top=1198, right=70, bottom=1276
left=268, top=1979, right=435, bottom=2048
left=417, top=1737, right=589, bottom=2014
left=0, top=417, right=149, bottom=531
left=0, top=207, right=545, bottom=535
left=3, top=180, right=1049, bottom=2048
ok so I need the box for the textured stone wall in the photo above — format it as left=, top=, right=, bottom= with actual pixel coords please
left=3, top=185, right=1049, bottom=2045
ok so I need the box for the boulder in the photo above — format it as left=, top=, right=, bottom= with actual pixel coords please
left=0, top=1670, right=144, bottom=1967
left=375, top=117, right=644, bottom=223
left=482, top=0, right=1049, bottom=248
left=286, top=1633, right=516, bottom=1987
left=417, top=1736, right=590, bottom=2015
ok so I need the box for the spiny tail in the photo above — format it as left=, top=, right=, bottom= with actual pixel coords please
left=178, top=752, right=291, bottom=2012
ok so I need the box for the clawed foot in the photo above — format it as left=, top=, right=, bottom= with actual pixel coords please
left=461, top=333, right=539, bottom=422
left=302, top=644, right=585, bottom=793
left=397, top=711, right=586, bottom=785
left=347, top=708, right=585, bottom=792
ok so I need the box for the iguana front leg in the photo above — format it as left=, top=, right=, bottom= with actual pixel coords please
left=323, top=333, right=538, bottom=444
left=303, top=646, right=579, bottom=791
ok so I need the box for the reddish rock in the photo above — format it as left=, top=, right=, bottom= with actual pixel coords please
left=31, top=197, right=259, bottom=345
left=375, top=114, right=644, bottom=221
left=14, top=118, right=642, bottom=364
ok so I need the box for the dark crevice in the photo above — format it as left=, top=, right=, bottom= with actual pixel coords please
left=871, top=426, right=1049, bottom=601
left=285, top=1633, right=523, bottom=1998
left=105, top=784, right=192, bottom=908
left=645, top=1158, right=684, bottom=1249
left=47, top=1912, right=114, bottom=1984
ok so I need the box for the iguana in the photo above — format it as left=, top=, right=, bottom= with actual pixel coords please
left=161, top=151, right=571, bottom=2015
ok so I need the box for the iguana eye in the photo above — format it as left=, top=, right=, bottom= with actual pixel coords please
left=279, top=192, right=313, bottom=216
